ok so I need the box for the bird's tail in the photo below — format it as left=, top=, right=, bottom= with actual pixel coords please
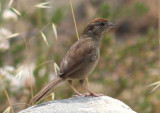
left=29, top=77, right=64, bottom=105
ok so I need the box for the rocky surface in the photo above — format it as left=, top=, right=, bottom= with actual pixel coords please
left=19, top=96, right=136, bottom=113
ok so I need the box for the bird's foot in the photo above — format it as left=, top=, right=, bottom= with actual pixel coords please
left=84, top=93, right=103, bottom=97
left=73, top=93, right=84, bottom=97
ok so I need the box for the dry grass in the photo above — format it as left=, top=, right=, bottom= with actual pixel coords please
left=3, top=106, right=10, bottom=113
left=15, top=65, right=24, bottom=80
left=150, top=0, right=160, bottom=92
left=11, top=8, right=21, bottom=16
left=8, top=0, right=13, bottom=8
left=24, top=38, right=34, bottom=101
left=69, top=0, right=79, bottom=40
left=158, top=0, right=160, bottom=72
left=5, top=33, right=20, bottom=39
left=52, top=23, right=58, bottom=40
left=54, top=62, right=60, bottom=76
left=0, top=72, right=14, bottom=113
left=41, top=32, right=49, bottom=47
left=35, top=1, right=54, bottom=9
left=69, top=0, right=90, bottom=88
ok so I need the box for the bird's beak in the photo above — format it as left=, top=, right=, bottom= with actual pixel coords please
left=108, top=22, right=116, bottom=28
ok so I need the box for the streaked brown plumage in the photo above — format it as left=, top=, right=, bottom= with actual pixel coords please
left=30, top=18, right=116, bottom=105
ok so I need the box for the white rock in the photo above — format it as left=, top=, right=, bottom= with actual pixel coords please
left=19, top=96, right=137, bottom=113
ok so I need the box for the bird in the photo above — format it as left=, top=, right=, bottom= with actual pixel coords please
left=29, top=18, right=116, bottom=105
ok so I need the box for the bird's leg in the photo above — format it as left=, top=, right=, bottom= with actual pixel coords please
left=79, top=79, right=103, bottom=97
left=68, top=80, right=82, bottom=96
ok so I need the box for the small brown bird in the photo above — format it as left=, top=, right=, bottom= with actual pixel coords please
left=30, top=18, right=116, bottom=104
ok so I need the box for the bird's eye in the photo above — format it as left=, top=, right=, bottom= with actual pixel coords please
left=100, top=23, right=105, bottom=27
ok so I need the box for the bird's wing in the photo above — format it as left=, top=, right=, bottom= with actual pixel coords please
left=59, top=38, right=98, bottom=79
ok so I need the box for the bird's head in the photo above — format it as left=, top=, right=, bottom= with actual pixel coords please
left=82, top=18, right=116, bottom=38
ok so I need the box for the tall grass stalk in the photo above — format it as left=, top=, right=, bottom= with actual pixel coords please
left=0, top=72, right=14, bottom=113
left=158, top=0, right=160, bottom=68
left=24, top=39, right=33, bottom=100
left=69, top=0, right=79, bottom=40
left=16, top=0, right=34, bottom=103
left=69, top=0, right=90, bottom=88
left=158, top=0, right=160, bottom=89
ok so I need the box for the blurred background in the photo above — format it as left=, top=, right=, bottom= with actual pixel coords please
left=0, top=0, right=159, bottom=113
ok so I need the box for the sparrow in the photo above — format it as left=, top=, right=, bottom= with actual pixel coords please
left=30, top=18, right=116, bottom=104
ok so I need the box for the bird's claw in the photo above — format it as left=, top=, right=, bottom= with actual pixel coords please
left=73, top=93, right=103, bottom=97
left=73, top=94, right=83, bottom=97
left=84, top=93, right=103, bottom=97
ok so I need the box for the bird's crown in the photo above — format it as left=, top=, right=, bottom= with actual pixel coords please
left=90, top=18, right=108, bottom=24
